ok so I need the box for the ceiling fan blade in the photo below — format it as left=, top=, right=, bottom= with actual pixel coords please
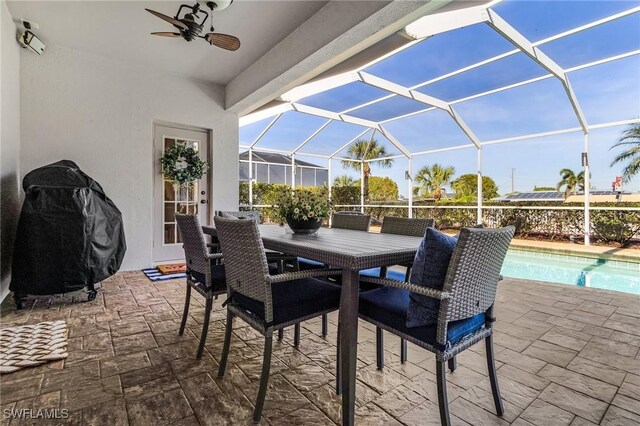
left=205, top=33, right=241, bottom=51
left=145, top=8, right=188, bottom=31
left=151, top=32, right=181, bottom=37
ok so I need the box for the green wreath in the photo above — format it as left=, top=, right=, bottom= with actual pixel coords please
left=161, top=142, right=208, bottom=187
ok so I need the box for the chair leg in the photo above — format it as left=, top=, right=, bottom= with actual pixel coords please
left=294, top=323, right=301, bottom=348
left=336, top=320, right=342, bottom=395
left=400, top=338, right=408, bottom=364
left=436, top=360, right=451, bottom=426
left=486, top=334, right=504, bottom=416
left=179, top=285, right=191, bottom=336
left=217, top=311, right=234, bottom=378
left=197, top=297, right=212, bottom=359
left=277, top=329, right=284, bottom=341
left=448, top=356, right=457, bottom=372
left=253, top=333, right=273, bottom=422
left=321, top=314, right=328, bottom=337
left=376, top=327, right=384, bottom=369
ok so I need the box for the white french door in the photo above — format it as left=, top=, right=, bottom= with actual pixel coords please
left=153, top=124, right=210, bottom=262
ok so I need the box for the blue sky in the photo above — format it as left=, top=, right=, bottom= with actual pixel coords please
left=240, top=0, right=640, bottom=196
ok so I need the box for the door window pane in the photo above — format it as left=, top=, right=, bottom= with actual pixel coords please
left=164, top=224, right=175, bottom=244
left=164, top=203, right=175, bottom=223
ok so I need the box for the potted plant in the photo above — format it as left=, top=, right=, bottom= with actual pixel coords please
left=269, top=187, right=331, bottom=235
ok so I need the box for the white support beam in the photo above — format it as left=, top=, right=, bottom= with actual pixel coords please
left=291, top=154, right=296, bottom=188
left=364, top=154, right=407, bottom=162
left=380, top=106, right=436, bottom=124
left=358, top=71, right=481, bottom=148
left=239, top=103, right=293, bottom=126
left=360, top=161, right=365, bottom=213
left=449, top=106, right=481, bottom=148
left=477, top=147, right=483, bottom=224
left=250, top=114, right=282, bottom=148
left=583, top=133, right=591, bottom=245
left=486, top=9, right=589, bottom=133
left=292, top=103, right=380, bottom=130
left=378, top=125, right=412, bottom=158
left=248, top=148, right=254, bottom=208
left=319, top=7, right=639, bottom=127
left=330, top=129, right=371, bottom=158
left=404, top=5, right=490, bottom=39
left=292, top=120, right=333, bottom=153
left=407, top=157, right=413, bottom=218
left=534, top=6, right=640, bottom=46
left=328, top=160, right=333, bottom=200
left=411, top=144, right=476, bottom=157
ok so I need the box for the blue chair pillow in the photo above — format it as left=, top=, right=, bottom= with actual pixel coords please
left=406, top=227, right=458, bottom=328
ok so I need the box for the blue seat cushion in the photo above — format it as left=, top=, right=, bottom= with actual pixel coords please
left=191, top=264, right=227, bottom=292
left=298, top=257, right=325, bottom=270
left=360, top=267, right=406, bottom=281
left=360, top=286, right=485, bottom=347
left=231, top=278, right=341, bottom=327
left=406, top=228, right=458, bottom=328
left=192, top=263, right=279, bottom=292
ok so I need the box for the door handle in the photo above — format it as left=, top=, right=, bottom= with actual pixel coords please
left=200, top=200, right=207, bottom=204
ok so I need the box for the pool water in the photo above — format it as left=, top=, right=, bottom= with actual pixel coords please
left=501, top=250, right=640, bottom=295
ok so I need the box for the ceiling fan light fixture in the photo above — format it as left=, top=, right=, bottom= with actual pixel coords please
left=208, top=0, right=233, bottom=11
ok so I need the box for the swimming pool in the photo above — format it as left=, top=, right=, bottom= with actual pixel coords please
left=501, top=249, right=640, bottom=295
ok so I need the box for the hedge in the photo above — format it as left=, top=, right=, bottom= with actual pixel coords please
left=238, top=182, right=640, bottom=246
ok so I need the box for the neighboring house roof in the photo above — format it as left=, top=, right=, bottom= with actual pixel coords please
left=493, top=191, right=638, bottom=203
left=565, top=192, right=640, bottom=203
left=493, top=191, right=565, bottom=202
left=239, top=151, right=325, bottom=169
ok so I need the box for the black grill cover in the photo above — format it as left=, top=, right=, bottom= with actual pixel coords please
left=10, top=160, right=126, bottom=295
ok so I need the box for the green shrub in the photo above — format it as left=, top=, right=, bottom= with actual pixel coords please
left=591, top=209, right=640, bottom=247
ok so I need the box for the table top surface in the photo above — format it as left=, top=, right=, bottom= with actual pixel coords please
left=203, top=224, right=422, bottom=270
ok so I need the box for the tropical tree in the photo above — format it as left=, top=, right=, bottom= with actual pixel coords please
left=556, top=168, right=586, bottom=198
left=451, top=174, right=499, bottom=200
left=414, top=164, right=455, bottom=201
left=367, top=176, right=399, bottom=201
left=341, top=139, right=393, bottom=203
left=610, top=124, right=640, bottom=183
left=333, top=175, right=357, bottom=187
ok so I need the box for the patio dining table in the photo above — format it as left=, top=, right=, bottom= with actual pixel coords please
left=202, top=224, right=423, bottom=426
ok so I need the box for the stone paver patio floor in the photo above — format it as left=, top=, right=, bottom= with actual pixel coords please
left=1, top=272, right=639, bottom=425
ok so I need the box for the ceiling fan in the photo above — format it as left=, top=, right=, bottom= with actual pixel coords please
left=145, top=1, right=240, bottom=51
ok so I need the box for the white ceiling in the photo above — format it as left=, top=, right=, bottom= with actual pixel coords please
left=7, top=0, right=328, bottom=85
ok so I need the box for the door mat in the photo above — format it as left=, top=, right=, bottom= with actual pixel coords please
left=142, top=268, right=187, bottom=282
left=0, top=320, right=68, bottom=374
left=157, top=263, right=186, bottom=274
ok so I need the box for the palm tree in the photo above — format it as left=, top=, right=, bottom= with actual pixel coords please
left=414, top=163, right=456, bottom=201
left=333, top=175, right=357, bottom=187
left=610, top=124, right=640, bottom=183
left=341, top=139, right=393, bottom=202
left=556, top=168, right=586, bottom=198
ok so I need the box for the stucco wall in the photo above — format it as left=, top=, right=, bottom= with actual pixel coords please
left=1, top=1, right=21, bottom=302
left=20, top=45, right=239, bottom=271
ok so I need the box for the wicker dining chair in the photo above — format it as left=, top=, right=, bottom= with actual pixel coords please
left=208, top=211, right=261, bottom=253
left=358, top=226, right=515, bottom=425
left=175, top=214, right=227, bottom=359
left=214, top=216, right=342, bottom=422
left=359, top=216, right=435, bottom=368
left=176, top=214, right=286, bottom=358
left=331, top=212, right=371, bottom=231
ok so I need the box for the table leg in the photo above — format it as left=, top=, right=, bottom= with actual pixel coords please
left=340, top=269, right=359, bottom=426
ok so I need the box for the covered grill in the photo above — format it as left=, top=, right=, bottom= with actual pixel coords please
left=10, top=160, right=126, bottom=307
